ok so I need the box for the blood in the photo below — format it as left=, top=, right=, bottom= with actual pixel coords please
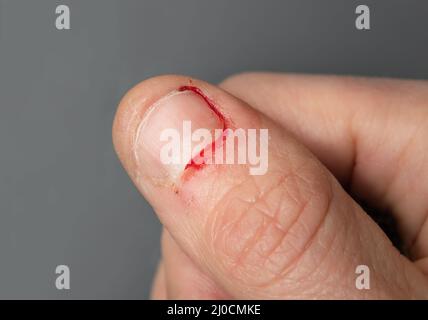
left=177, top=85, right=228, bottom=171
left=178, top=85, right=227, bottom=128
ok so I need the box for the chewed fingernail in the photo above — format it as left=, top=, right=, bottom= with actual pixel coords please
left=134, top=87, right=225, bottom=181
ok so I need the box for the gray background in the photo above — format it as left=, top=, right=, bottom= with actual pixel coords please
left=0, top=0, right=427, bottom=299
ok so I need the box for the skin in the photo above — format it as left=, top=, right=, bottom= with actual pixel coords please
left=112, top=73, right=428, bottom=299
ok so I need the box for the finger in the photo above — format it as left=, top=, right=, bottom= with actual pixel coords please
left=162, top=230, right=229, bottom=299
left=220, top=73, right=428, bottom=258
left=415, top=257, right=428, bottom=276
left=151, top=260, right=167, bottom=300
left=113, top=74, right=428, bottom=299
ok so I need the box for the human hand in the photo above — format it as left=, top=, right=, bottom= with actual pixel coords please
left=113, top=73, right=428, bottom=299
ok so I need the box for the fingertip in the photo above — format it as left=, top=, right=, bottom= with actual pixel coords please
left=112, top=74, right=197, bottom=174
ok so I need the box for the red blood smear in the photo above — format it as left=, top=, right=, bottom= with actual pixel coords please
left=177, top=85, right=228, bottom=171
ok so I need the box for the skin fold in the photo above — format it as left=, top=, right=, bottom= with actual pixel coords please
left=112, top=73, right=428, bottom=299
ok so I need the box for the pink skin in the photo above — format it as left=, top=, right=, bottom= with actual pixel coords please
left=113, top=74, right=428, bottom=299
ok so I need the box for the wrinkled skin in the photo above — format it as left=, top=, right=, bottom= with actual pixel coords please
left=113, top=73, right=428, bottom=299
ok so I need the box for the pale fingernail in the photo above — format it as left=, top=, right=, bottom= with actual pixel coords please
left=134, top=89, right=224, bottom=181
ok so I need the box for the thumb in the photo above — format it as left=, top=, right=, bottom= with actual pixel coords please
left=113, top=75, right=428, bottom=299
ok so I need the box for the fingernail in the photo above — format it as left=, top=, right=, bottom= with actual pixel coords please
left=134, top=89, right=223, bottom=181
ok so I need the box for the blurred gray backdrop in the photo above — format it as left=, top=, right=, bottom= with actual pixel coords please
left=0, top=0, right=427, bottom=299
